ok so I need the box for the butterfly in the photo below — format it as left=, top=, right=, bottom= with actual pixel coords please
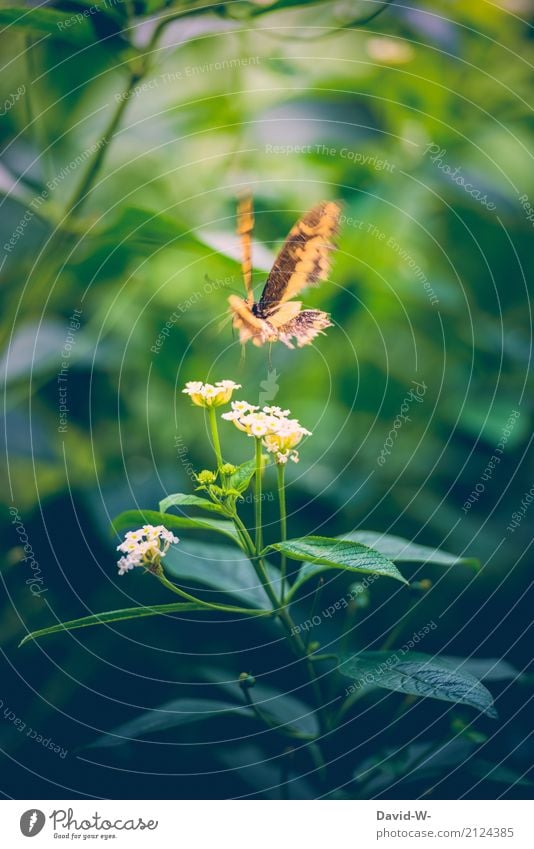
left=228, top=196, right=341, bottom=348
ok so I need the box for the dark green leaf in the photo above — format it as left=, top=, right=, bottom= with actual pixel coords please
left=469, top=760, right=534, bottom=787
left=158, top=493, right=223, bottom=514
left=266, top=536, right=408, bottom=599
left=342, top=531, right=479, bottom=569
left=354, top=739, right=477, bottom=793
left=19, top=602, right=204, bottom=647
left=97, top=207, right=204, bottom=252
left=338, top=651, right=497, bottom=718
left=112, top=509, right=240, bottom=545
left=165, top=540, right=280, bottom=610
left=89, top=698, right=255, bottom=748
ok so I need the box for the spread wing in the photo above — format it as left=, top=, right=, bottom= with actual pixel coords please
left=276, top=310, right=333, bottom=349
left=258, top=201, right=341, bottom=314
left=237, top=193, right=254, bottom=305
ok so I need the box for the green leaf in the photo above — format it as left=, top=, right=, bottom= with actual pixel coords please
left=19, top=602, right=204, bottom=647
left=0, top=7, right=96, bottom=45
left=227, top=458, right=258, bottom=494
left=66, top=0, right=128, bottom=25
left=469, top=760, right=534, bottom=787
left=89, top=698, right=256, bottom=748
left=338, top=651, right=497, bottom=718
left=354, top=739, right=477, bottom=794
left=158, top=493, right=223, bottom=514
left=112, top=509, right=240, bottom=546
left=266, top=536, right=408, bottom=599
left=165, top=540, right=280, bottom=611
left=342, top=531, right=479, bottom=569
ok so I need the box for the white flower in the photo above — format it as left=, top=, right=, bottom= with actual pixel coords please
left=116, top=524, right=179, bottom=576
left=221, top=400, right=311, bottom=463
left=117, top=556, right=135, bottom=576
left=182, top=379, right=241, bottom=408
left=262, top=406, right=290, bottom=417
left=233, top=401, right=259, bottom=414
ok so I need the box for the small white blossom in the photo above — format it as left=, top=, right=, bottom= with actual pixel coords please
left=262, top=406, right=290, bottom=416
left=182, top=379, right=241, bottom=408
left=116, top=524, right=179, bottom=576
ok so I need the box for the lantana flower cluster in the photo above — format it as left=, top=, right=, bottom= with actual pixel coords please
left=222, top=402, right=311, bottom=464
left=117, top=525, right=179, bottom=576
left=182, top=380, right=241, bottom=407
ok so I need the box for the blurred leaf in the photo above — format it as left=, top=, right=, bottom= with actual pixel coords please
left=196, top=227, right=274, bottom=271
left=97, top=207, right=197, bottom=251
left=0, top=7, right=97, bottom=45
left=18, top=601, right=204, bottom=647
left=439, top=657, right=521, bottom=682
left=89, top=698, right=255, bottom=748
left=0, top=320, right=88, bottom=387
left=469, top=760, right=534, bottom=788
left=112, top=509, right=241, bottom=545
left=354, top=738, right=478, bottom=793
left=61, top=0, right=129, bottom=25
left=165, top=539, right=280, bottom=610
left=228, top=458, right=258, bottom=494
left=267, top=536, right=408, bottom=598
left=202, top=669, right=319, bottom=737
left=338, top=651, right=497, bottom=718
left=342, top=531, right=479, bottom=569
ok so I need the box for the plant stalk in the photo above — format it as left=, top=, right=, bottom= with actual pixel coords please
left=254, top=438, right=263, bottom=553
left=276, top=462, right=288, bottom=602
left=208, top=405, right=224, bottom=470
left=156, top=571, right=270, bottom=617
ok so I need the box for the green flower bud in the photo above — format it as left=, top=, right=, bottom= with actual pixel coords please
left=238, top=672, right=256, bottom=689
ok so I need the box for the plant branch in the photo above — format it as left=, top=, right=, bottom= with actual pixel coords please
left=276, top=462, right=288, bottom=602
left=254, top=438, right=263, bottom=553
left=155, top=571, right=271, bottom=617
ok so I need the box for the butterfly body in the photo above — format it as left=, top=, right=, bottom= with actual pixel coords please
left=229, top=198, right=340, bottom=348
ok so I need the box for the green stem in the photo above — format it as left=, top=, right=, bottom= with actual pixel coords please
left=231, top=491, right=329, bottom=740
left=276, top=462, right=288, bottom=602
left=254, top=438, right=263, bottom=553
left=208, top=406, right=224, bottom=470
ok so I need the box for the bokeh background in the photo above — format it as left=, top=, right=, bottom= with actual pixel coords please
left=1, top=0, right=532, bottom=799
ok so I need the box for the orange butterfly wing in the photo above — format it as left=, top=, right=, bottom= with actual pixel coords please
left=236, top=193, right=254, bottom=306
left=257, top=201, right=341, bottom=315
left=228, top=199, right=340, bottom=348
